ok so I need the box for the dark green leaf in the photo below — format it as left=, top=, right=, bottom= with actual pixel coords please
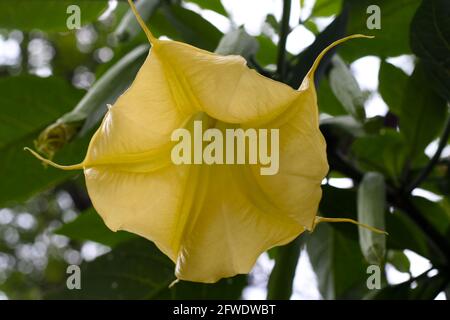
left=55, top=208, right=136, bottom=247
left=307, top=223, right=370, bottom=299
left=267, top=237, right=303, bottom=299
left=352, top=129, right=408, bottom=184
left=400, top=63, right=447, bottom=161
left=410, top=0, right=450, bottom=101
left=386, top=210, right=430, bottom=260
left=0, top=76, right=86, bottom=206
left=45, top=238, right=247, bottom=299
left=379, top=61, right=409, bottom=115
left=255, top=35, right=278, bottom=66
left=150, top=5, right=222, bottom=51
left=412, top=196, right=450, bottom=236
left=0, top=0, right=107, bottom=32
left=341, top=0, right=421, bottom=61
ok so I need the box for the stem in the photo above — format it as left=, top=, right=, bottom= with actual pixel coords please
left=277, top=0, right=291, bottom=80
left=267, top=236, right=303, bottom=299
left=405, top=114, right=450, bottom=194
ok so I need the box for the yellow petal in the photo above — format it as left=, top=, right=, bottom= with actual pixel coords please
left=25, top=0, right=373, bottom=283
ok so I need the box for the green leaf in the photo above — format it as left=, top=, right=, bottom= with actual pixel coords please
left=0, top=0, right=107, bottom=32
left=311, top=0, right=343, bottom=17
left=328, top=55, right=366, bottom=121
left=255, top=35, right=278, bottom=66
left=0, top=133, right=90, bottom=208
left=267, top=237, right=303, bottom=299
left=357, top=172, right=387, bottom=265
left=352, top=129, right=408, bottom=184
left=307, top=223, right=370, bottom=299
left=378, top=61, right=409, bottom=115
left=410, top=0, right=450, bottom=101
left=317, top=77, right=348, bottom=116
left=341, top=0, right=421, bottom=61
left=400, top=63, right=447, bottom=162
left=186, top=0, right=228, bottom=16
left=386, top=210, right=430, bottom=260
left=0, top=76, right=82, bottom=150
left=115, top=0, right=162, bottom=42
left=55, top=208, right=136, bottom=247
left=45, top=238, right=247, bottom=299
left=150, top=5, right=222, bottom=51
left=214, top=28, right=259, bottom=59
left=412, top=196, right=450, bottom=236
left=0, top=76, right=86, bottom=206
left=387, top=250, right=410, bottom=273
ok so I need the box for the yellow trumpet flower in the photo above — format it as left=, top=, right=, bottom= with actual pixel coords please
left=26, top=0, right=379, bottom=283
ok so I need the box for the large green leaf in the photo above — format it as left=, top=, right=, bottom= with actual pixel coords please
left=400, top=63, right=447, bottom=161
left=412, top=196, right=450, bottom=236
left=307, top=223, right=370, bottom=299
left=55, top=208, right=136, bottom=247
left=0, top=133, right=90, bottom=208
left=150, top=5, right=222, bottom=51
left=352, top=129, right=408, bottom=185
left=378, top=61, right=409, bottom=115
left=410, top=0, right=450, bottom=101
left=386, top=210, right=430, bottom=261
left=0, top=76, right=86, bottom=207
left=0, top=0, right=107, bottom=32
left=0, top=76, right=82, bottom=149
left=45, top=238, right=247, bottom=299
left=341, top=0, right=421, bottom=61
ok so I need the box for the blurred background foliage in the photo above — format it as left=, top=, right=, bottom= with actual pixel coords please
left=0, top=0, right=449, bottom=300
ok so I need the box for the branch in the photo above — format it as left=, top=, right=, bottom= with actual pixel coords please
left=405, top=115, right=450, bottom=194
left=276, top=0, right=291, bottom=80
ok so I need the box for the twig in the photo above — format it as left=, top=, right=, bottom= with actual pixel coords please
left=405, top=115, right=450, bottom=194
left=276, top=0, right=291, bottom=80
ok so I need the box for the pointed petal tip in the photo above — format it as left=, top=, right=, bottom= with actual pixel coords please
left=24, top=147, right=84, bottom=171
